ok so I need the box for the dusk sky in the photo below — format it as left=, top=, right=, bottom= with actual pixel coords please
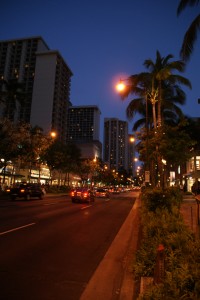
left=1, top=0, right=200, bottom=142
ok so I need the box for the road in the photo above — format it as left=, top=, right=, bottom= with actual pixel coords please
left=0, top=192, right=136, bottom=300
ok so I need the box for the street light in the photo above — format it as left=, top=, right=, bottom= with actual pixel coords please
left=116, top=80, right=126, bottom=92
left=50, top=131, right=57, bottom=139
left=129, top=135, right=136, bottom=178
left=116, top=77, right=150, bottom=185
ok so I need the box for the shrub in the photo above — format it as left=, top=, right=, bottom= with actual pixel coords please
left=134, top=188, right=200, bottom=299
left=141, top=187, right=182, bottom=212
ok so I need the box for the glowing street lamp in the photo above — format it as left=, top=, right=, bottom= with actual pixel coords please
left=50, top=131, right=57, bottom=138
left=116, top=77, right=150, bottom=185
left=116, top=80, right=126, bottom=92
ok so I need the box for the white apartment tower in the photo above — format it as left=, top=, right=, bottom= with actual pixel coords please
left=103, top=118, right=128, bottom=171
left=0, top=36, right=73, bottom=143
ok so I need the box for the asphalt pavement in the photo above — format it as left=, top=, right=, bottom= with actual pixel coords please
left=80, top=192, right=199, bottom=300
left=80, top=193, right=141, bottom=300
left=1, top=191, right=197, bottom=300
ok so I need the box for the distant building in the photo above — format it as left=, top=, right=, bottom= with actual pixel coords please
left=103, top=118, right=128, bottom=172
left=66, top=105, right=102, bottom=159
left=0, top=36, right=73, bottom=143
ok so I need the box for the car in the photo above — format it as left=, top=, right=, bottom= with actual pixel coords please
left=111, top=187, right=120, bottom=194
left=71, top=187, right=95, bottom=203
left=95, top=188, right=110, bottom=198
left=132, top=186, right=141, bottom=191
left=8, top=183, right=44, bottom=200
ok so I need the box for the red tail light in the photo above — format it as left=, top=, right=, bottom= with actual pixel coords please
left=71, top=191, right=75, bottom=197
left=83, top=192, right=88, bottom=198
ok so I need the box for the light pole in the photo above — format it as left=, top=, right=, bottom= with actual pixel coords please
left=116, top=78, right=150, bottom=186
left=50, top=131, right=57, bottom=139
left=129, top=135, right=136, bottom=178
left=144, top=92, right=150, bottom=186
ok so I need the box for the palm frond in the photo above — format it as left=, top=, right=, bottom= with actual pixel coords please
left=180, top=14, right=200, bottom=61
left=126, top=98, right=145, bottom=120
left=167, top=74, right=192, bottom=89
left=177, top=0, right=199, bottom=16
left=132, top=118, right=146, bottom=131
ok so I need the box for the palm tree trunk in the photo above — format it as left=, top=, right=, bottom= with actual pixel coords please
left=157, top=81, right=162, bottom=127
left=152, top=102, right=157, bottom=129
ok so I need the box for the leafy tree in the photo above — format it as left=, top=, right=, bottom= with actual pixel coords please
left=0, top=79, right=25, bottom=121
left=183, top=116, right=200, bottom=150
left=177, top=0, right=200, bottom=61
left=77, top=159, right=92, bottom=185
left=61, top=143, right=82, bottom=185
left=41, top=140, right=81, bottom=185
left=0, top=119, right=31, bottom=183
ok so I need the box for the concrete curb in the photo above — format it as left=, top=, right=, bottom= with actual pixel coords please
left=80, top=195, right=141, bottom=300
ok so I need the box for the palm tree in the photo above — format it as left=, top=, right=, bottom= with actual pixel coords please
left=119, top=51, right=191, bottom=187
left=120, top=72, right=158, bottom=130
left=120, top=51, right=191, bottom=129
left=144, top=51, right=191, bottom=127
left=177, top=0, right=200, bottom=61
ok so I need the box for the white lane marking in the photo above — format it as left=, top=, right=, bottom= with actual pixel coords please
left=81, top=205, right=92, bottom=210
left=0, top=223, right=36, bottom=236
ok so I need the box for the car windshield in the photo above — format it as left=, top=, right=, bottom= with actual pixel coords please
left=13, top=183, right=27, bottom=188
left=75, top=188, right=89, bottom=192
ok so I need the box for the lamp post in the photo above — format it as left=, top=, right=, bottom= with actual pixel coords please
left=116, top=78, right=150, bottom=186
left=144, top=92, right=150, bottom=186
left=50, top=131, right=57, bottom=139
left=116, top=80, right=126, bottom=92
left=129, top=135, right=136, bottom=178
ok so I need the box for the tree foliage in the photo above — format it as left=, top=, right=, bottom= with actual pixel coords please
left=177, top=0, right=200, bottom=61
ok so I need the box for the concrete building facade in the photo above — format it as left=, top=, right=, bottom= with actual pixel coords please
left=103, top=118, right=128, bottom=172
left=0, top=36, right=73, bottom=143
left=66, top=105, right=102, bottom=159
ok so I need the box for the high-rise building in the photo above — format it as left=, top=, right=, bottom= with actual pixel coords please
left=0, top=36, right=73, bottom=142
left=103, top=118, right=128, bottom=171
left=66, top=105, right=102, bottom=159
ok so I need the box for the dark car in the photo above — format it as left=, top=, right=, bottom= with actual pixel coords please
left=95, top=188, right=110, bottom=198
left=71, top=187, right=95, bottom=203
left=8, top=183, right=44, bottom=200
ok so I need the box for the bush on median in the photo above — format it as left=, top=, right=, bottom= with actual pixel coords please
left=134, top=187, right=200, bottom=299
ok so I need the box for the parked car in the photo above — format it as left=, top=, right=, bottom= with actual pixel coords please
left=8, top=183, right=44, bottom=200
left=71, top=187, right=95, bottom=203
left=95, top=188, right=110, bottom=198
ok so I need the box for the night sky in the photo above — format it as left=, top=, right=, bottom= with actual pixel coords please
left=1, top=0, right=200, bottom=141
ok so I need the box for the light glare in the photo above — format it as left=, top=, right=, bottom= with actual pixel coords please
left=116, top=82, right=125, bottom=92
